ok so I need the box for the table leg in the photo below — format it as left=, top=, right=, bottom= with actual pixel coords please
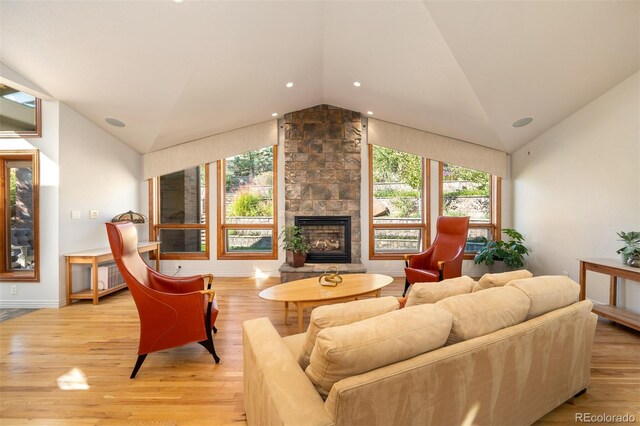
left=284, top=301, right=289, bottom=325
left=610, top=275, right=617, bottom=306
left=375, top=289, right=382, bottom=297
left=66, top=258, right=72, bottom=306
left=579, top=261, right=586, bottom=301
left=154, top=244, right=160, bottom=271
left=297, top=303, right=304, bottom=333
left=92, top=259, right=99, bottom=305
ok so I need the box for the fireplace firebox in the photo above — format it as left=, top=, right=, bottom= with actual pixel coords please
left=295, top=216, right=351, bottom=263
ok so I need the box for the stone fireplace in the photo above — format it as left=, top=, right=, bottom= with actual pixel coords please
left=280, top=104, right=366, bottom=282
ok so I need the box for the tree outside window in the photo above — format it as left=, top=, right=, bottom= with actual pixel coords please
left=440, top=163, right=501, bottom=255
left=369, top=145, right=429, bottom=259
left=218, top=146, right=277, bottom=259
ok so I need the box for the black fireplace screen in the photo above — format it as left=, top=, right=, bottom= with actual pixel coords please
left=295, top=216, right=351, bottom=263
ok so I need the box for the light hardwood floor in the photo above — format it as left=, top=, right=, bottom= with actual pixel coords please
left=1, top=277, right=638, bottom=425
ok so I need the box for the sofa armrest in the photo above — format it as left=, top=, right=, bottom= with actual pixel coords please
left=243, top=317, right=333, bottom=426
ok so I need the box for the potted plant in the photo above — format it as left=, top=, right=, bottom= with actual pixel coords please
left=474, top=228, right=529, bottom=271
left=280, top=225, right=311, bottom=268
left=616, top=231, right=640, bottom=265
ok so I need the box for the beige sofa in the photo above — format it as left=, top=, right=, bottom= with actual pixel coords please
left=243, top=274, right=597, bottom=426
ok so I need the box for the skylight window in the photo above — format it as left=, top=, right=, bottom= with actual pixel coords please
left=3, top=91, right=36, bottom=108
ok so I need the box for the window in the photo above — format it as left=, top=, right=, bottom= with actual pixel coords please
left=0, top=150, right=39, bottom=281
left=0, top=84, right=42, bottom=138
left=439, top=163, right=501, bottom=257
left=149, top=164, right=209, bottom=260
left=369, top=144, right=429, bottom=259
left=217, top=146, right=278, bottom=259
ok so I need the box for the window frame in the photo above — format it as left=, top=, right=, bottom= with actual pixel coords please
left=216, top=145, right=279, bottom=260
left=0, top=149, right=40, bottom=282
left=0, top=89, right=42, bottom=138
left=148, top=164, right=210, bottom=260
left=438, top=162, right=502, bottom=259
left=368, top=144, right=430, bottom=260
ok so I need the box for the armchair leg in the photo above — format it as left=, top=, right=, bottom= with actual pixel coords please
left=202, top=302, right=220, bottom=364
left=198, top=338, right=220, bottom=363
left=131, top=354, right=147, bottom=379
left=213, top=326, right=218, bottom=334
left=403, top=278, right=411, bottom=297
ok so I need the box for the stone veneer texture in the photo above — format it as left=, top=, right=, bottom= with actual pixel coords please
left=284, top=104, right=362, bottom=263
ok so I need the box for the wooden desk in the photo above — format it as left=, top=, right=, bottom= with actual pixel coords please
left=66, top=242, right=160, bottom=306
left=579, top=258, right=640, bottom=330
left=259, top=273, right=394, bottom=332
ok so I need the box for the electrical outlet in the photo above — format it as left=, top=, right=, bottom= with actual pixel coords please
left=10, top=285, right=17, bottom=295
left=90, top=210, right=99, bottom=219
left=71, top=210, right=81, bottom=220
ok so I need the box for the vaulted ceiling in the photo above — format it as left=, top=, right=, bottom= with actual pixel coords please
left=1, top=1, right=638, bottom=155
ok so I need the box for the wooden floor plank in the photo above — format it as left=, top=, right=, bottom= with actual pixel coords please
left=1, top=277, right=638, bottom=425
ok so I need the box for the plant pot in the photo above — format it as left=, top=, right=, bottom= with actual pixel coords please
left=621, top=253, right=630, bottom=265
left=487, top=260, right=512, bottom=273
left=627, top=255, right=640, bottom=268
left=286, top=250, right=307, bottom=268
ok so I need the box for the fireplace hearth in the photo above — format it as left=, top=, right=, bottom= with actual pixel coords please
left=295, top=216, right=351, bottom=263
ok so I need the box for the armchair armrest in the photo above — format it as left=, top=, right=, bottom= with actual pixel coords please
left=201, top=273, right=214, bottom=290
left=439, top=246, right=465, bottom=279
left=199, top=288, right=216, bottom=303
left=405, top=246, right=435, bottom=269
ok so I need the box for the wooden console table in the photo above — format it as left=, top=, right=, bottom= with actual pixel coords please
left=579, top=258, right=640, bottom=330
left=66, top=242, right=160, bottom=305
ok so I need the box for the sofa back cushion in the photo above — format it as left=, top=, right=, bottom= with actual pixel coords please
left=472, top=269, right=533, bottom=292
left=298, top=296, right=399, bottom=370
left=436, top=287, right=531, bottom=345
left=305, top=303, right=452, bottom=397
left=406, top=276, right=476, bottom=307
left=507, top=275, right=580, bottom=319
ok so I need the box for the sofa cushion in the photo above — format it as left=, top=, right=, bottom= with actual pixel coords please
left=472, top=269, right=533, bottom=292
left=282, top=332, right=306, bottom=359
left=406, top=276, right=476, bottom=307
left=305, top=303, right=452, bottom=397
left=436, top=287, right=531, bottom=345
left=298, top=296, right=399, bottom=370
left=507, top=275, right=580, bottom=319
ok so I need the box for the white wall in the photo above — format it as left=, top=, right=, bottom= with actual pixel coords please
left=512, top=72, right=640, bottom=313
left=0, top=100, right=61, bottom=307
left=0, top=99, right=142, bottom=307
left=58, top=103, right=142, bottom=298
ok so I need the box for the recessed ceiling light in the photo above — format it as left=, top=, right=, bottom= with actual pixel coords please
left=353, top=81, right=361, bottom=87
left=173, top=0, right=184, bottom=3
left=512, top=117, right=534, bottom=128
left=367, top=111, right=373, bottom=115
left=286, top=82, right=294, bottom=88
left=272, top=113, right=278, bottom=117
left=105, top=117, right=125, bottom=128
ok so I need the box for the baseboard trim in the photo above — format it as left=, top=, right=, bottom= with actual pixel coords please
left=0, top=299, right=65, bottom=309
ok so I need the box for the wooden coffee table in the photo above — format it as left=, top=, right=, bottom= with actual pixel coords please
left=259, top=273, right=394, bottom=332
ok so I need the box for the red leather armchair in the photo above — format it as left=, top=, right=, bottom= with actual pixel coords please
left=403, top=216, right=470, bottom=296
left=106, top=222, right=220, bottom=378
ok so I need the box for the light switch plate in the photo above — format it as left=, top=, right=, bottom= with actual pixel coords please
left=90, top=210, right=99, bottom=219
left=71, top=210, right=81, bottom=220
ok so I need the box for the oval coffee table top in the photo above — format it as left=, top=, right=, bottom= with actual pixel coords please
left=258, top=273, right=394, bottom=303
